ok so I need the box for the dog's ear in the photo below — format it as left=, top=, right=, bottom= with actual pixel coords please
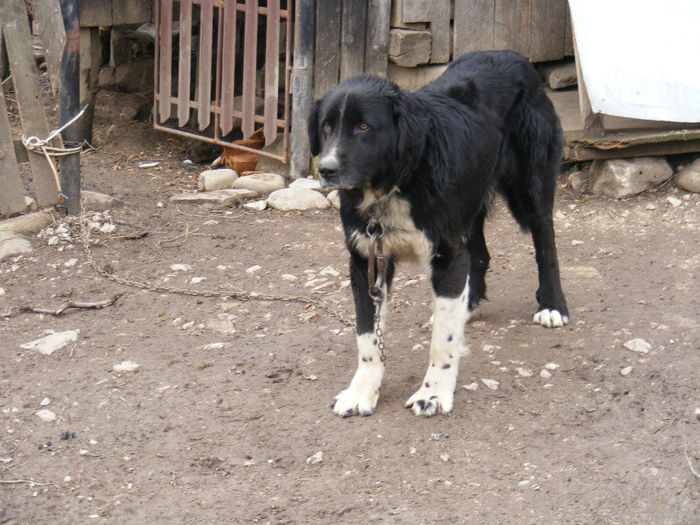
left=307, top=98, right=322, bottom=156
left=392, top=90, right=427, bottom=182
left=446, top=79, right=479, bottom=109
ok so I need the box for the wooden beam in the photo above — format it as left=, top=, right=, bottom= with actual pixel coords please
left=0, top=0, right=59, bottom=208
left=0, top=83, right=25, bottom=216
left=314, top=0, right=341, bottom=97
left=340, top=0, right=367, bottom=81
left=364, top=0, right=390, bottom=77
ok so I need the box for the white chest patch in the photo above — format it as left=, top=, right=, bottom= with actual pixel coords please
left=350, top=190, right=433, bottom=262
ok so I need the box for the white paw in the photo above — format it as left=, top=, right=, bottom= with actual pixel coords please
left=533, top=309, right=569, bottom=328
left=405, top=382, right=455, bottom=417
left=332, top=386, right=379, bottom=417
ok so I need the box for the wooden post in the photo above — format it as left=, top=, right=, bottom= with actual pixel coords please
left=0, top=82, right=25, bottom=216
left=58, top=0, right=81, bottom=214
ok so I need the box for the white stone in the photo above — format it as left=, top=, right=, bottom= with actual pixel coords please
left=461, top=382, right=479, bottom=391
left=0, top=231, right=33, bottom=261
left=99, top=223, right=116, bottom=233
left=170, top=263, right=192, bottom=272
left=0, top=287, right=5, bottom=296
left=232, top=173, right=286, bottom=194
left=289, top=177, right=322, bottom=191
left=267, top=188, right=331, bottom=211
left=306, top=451, right=323, bottom=464
left=198, top=169, right=238, bottom=191
left=516, top=367, right=533, bottom=377
left=40, top=397, right=51, bottom=406
left=590, top=157, right=673, bottom=198
left=544, top=362, right=560, bottom=370
left=319, top=266, right=340, bottom=277
left=113, top=361, right=140, bottom=373
left=620, top=366, right=633, bottom=376
left=666, top=196, right=682, bottom=207
left=190, top=277, right=205, bottom=284
left=624, top=338, right=651, bottom=354
left=280, top=274, right=297, bottom=281
left=327, top=189, right=341, bottom=208
left=64, top=258, right=78, bottom=267
left=246, top=264, right=262, bottom=274
left=481, top=378, right=499, bottom=390
left=36, top=409, right=57, bottom=422
left=539, top=369, right=552, bottom=379
left=674, top=157, right=700, bottom=193
left=20, top=330, right=79, bottom=355
left=169, top=189, right=257, bottom=206
left=243, top=199, right=268, bottom=211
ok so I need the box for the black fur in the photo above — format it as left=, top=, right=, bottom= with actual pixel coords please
left=309, top=50, right=569, bottom=338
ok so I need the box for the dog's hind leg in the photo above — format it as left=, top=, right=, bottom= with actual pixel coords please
left=466, top=209, right=490, bottom=313
left=332, top=251, right=394, bottom=417
left=406, top=246, right=471, bottom=416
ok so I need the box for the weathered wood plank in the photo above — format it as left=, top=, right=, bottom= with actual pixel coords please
left=314, top=0, right=341, bottom=97
left=530, top=0, right=566, bottom=62
left=264, top=0, right=280, bottom=145
left=197, top=0, right=213, bottom=131
left=396, top=0, right=451, bottom=63
left=1, top=0, right=59, bottom=207
left=177, top=0, right=192, bottom=127
left=219, top=0, right=236, bottom=134
left=78, top=0, right=112, bottom=27
left=157, top=0, right=172, bottom=123
left=340, top=0, right=367, bottom=81
left=0, top=85, right=25, bottom=216
left=32, top=0, right=64, bottom=95
left=453, top=0, right=494, bottom=56
left=494, top=0, right=530, bottom=56
left=365, top=0, right=390, bottom=76
left=112, top=0, right=153, bottom=25
left=0, top=26, right=8, bottom=78
left=241, top=0, right=259, bottom=139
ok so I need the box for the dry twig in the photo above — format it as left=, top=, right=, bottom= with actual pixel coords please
left=20, top=293, right=124, bottom=316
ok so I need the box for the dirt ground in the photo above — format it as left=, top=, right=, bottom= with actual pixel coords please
left=1, top=114, right=699, bottom=524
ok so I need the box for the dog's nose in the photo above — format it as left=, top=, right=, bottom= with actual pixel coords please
left=318, top=154, right=339, bottom=180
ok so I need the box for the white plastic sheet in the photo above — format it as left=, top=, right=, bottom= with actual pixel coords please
left=568, top=0, right=700, bottom=123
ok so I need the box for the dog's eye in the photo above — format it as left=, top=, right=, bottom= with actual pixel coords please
left=322, top=122, right=331, bottom=133
left=357, top=123, right=369, bottom=132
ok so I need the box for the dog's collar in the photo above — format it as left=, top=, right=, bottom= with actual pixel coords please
left=358, top=186, right=400, bottom=224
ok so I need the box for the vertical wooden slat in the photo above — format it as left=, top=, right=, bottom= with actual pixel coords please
left=564, top=2, right=574, bottom=56
left=32, top=0, right=65, bottom=95
left=177, top=0, right=192, bottom=126
left=364, top=0, right=390, bottom=77
left=158, top=0, right=172, bottom=123
left=530, top=0, right=566, bottom=62
left=340, top=0, right=367, bottom=81
left=220, top=0, right=237, bottom=135
left=453, top=0, right=494, bottom=56
left=0, top=0, right=59, bottom=207
left=495, top=0, right=530, bottom=57
left=241, top=0, right=259, bottom=139
left=314, top=0, right=341, bottom=97
left=0, top=86, right=25, bottom=216
left=264, top=0, right=280, bottom=145
left=197, top=0, right=213, bottom=130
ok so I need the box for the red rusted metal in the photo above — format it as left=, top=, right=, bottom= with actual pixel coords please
left=154, top=0, right=292, bottom=163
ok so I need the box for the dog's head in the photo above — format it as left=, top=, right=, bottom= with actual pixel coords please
left=308, top=76, right=427, bottom=192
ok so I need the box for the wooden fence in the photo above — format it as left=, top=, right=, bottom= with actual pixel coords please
left=0, top=0, right=62, bottom=217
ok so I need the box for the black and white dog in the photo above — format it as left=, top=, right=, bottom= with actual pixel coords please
left=308, top=51, right=569, bottom=417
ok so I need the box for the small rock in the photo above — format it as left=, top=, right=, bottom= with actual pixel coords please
left=170, top=263, right=192, bottom=272
left=571, top=240, right=584, bottom=246
left=306, top=451, right=323, bottom=464
left=0, top=287, right=5, bottom=296
left=568, top=170, right=590, bottom=193
left=319, top=266, right=340, bottom=277
left=64, top=258, right=78, bottom=267
left=439, top=453, right=450, bottom=462
left=620, top=366, right=633, bottom=376
left=544, top=362, right=560, bottom=370
left=666, top=196, right=682, bottom=207
left=246, top=265, right=262, bottom=274
left=327, top=189, right=341, bottom=208
left=624, top=338, right=651, bottom=354
left=0, top=211, right=54, bottom=234
left=280, top=274, right=297, bottom=281
left=267, top=188, right=331, bottom=211
left=113, top=361, right=140, bottom=373
left=198, top=169, right=238, bottom=191
left=40, top=397, right=51, bottom=406
left=20, top=330, right=79, bottom=355
left=232, top=173, right=286, bottom=194
left=99, top=223, right=116, bottom=234
left=36, top=409, right=57, bottom=422
left=289, top=178, right=322, bottom=191
left=243, top=199, right=268, bottom=211
left=539, top=369, right=552, bottom=379
left=190, top=277, right=205, bottom=284
left=673, top=157, right=700, bottom=193
left=516, top=367, right=533, bottom=377
left=590, top=157, right=673, bottom=198
left=169, top=189, right=257, bottom=206
left=82, top=191, right=124, bottom=211
left=462, top=382, right=479, bottom=391
left=0, top=230, right=33, bottom=261
left=481, top=378, right=499, bottom=390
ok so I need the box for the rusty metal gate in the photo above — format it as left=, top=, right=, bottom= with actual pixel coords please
left=154, top=0, right=292, bottom=162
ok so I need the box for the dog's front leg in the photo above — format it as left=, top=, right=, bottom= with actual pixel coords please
left=332, top=250, right=391, bottom=417
left=407, top=247, right=471, bottom=416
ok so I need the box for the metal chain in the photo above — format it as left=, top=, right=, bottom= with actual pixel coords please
left=70, top=208, right=355, bottom=327
left=372, top=295, right=387, bottom=362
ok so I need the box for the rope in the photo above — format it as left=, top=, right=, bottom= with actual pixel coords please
left=21, top=104, right=88, bottom=199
